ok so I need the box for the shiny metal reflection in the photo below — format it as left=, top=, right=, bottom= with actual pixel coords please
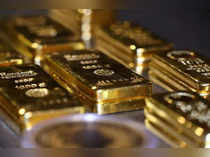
left=21, top=114, right=153, bottom=148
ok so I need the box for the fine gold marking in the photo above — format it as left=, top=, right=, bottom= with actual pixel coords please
left=25, top=88, right=49, bottom=98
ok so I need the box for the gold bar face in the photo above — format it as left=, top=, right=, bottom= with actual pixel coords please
left=5, top=16, right=85, bottom=60
left=0, top=40, right=23, bottom=66
left=145, top=91, right=210, bottom=147
left=150, top=50, right=210, bottom=96
left=49, top=10, right=82, bottom=37
left=43, top=49, right=152, bottom=105
left=49, top=9, right=115, bottom=34
left=0, top=64, right=89, bottom=132
left=95, top=21, right=173, bottom=72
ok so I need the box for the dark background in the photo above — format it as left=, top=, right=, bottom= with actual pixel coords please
left=0, top=7, right=210, bottom=57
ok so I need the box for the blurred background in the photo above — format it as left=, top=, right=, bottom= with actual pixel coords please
left=0, top=7, right=210, bottom=57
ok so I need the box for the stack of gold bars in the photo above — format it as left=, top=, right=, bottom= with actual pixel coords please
left=149, top=50, right=210, bottom=98
left=0, top=10, right=209, bottom=148
left=42, top=49, right=152, bottom=114
left=145, top=91, right=210, bottom=148
left=1, top=15, right=85, bottom=64
left=95, top=21, right=173, bottom=74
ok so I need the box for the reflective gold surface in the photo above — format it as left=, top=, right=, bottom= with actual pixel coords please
left=0, top=64, right=90, bottom=132
left=95, top=99, right=145, bottom=115
left=150, top=50, right=210, bottom=97
left=43, top=49, right=152, bottom=112
left=145, top=119, right=188, bottom=148
left=145, top=91, right=210, bottom=147
left=95, top=21, right=173, bottom=73
left=49, top=10, right=115, bottom=35
left=3, top=16, right=85, bottom=62
left=0, top=40, right=23, bottom=66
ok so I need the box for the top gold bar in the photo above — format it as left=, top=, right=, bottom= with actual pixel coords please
left=3, top=16, right=85, bottom=61
left=43, top=49, right=152, bottom=104
left=95, top=21, right=173, bottom=69
left=151, top=50, right=210, bottom=95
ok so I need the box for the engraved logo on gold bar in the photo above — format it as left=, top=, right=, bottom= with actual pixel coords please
left=167, top=51, right=210, bottom=78
left=25, top=88, right=49, bottom=98
left=80, top=60, right=98, bottom=65
left=167, top=51, right=195, bottom=60
left=164, top=92, right=210, bottom=127
left=164, top=92, right=195, bottom=105
left=93, top=69, right=115, bottom=76
left=64, top=53, right=100, bottom=61
left=0, top=71, right=38, bottom=79
left=14, top=78, right=34, bottom=84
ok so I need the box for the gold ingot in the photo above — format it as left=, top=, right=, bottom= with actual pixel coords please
left=43, top=49, right=152, bottom=113
left=150, top=50, right=210, bottom=97
left=0, top=40, right=23, bottom=66
left=95, top=21, right=173, bottom=74
left=145, top=91, right=210, bottom=147
left=49, top=9, right=115, bottom=36
left=0, top=64, right=90, bottom=133
left=2, top=15, right=85, bottom=63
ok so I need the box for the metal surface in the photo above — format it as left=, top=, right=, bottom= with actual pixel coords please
left=3, top=15, right=84, bottom=64
left=0, top=64, right=90, bottom=134
left=0, top=11, right=171, bottom=148
left=150, top=50, right=210, bottom=97
left=145, top=91, right=210, bottom=147
left=95, top=21, right=173, bottom=70
left=0, top=68, right=169, bottom=148
left=43, top=50, right=151, bottom=107
left=0, top=39, right=23, bottom=66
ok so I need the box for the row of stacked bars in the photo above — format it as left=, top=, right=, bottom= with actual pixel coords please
left=145, top=91, right=210, bottom=148
left=49, top=10, right=173, bottom=74
left=146, top=51, right=210, bottom=148
left=44, top=11, right=210, bottom=148
left=0, top=11, right=154, bottom=135
left=0, top=10, right=209, bottom=148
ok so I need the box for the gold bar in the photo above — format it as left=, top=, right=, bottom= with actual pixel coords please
left=43, top=49, right=152, bottom=107
left=150, top=50, right=210, bottom=97
left=49, top=9, right=115, bottom=48
left=3, top=15, right=85, bottom=62
left=145, top=108, right=199, bottom=147
left=0, top=64, right=90, bottom=133
left=95, top=21, right=173, bottom=73
left=145, top=119, right=188, bottom=148
left=145, top=91, right=210, bottom=147
left=49, top=9, right=115, bottom=36
left=0, top=40, right=23, bottom=66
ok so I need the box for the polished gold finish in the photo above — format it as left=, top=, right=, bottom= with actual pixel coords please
left=0, top=64, right=90, bottom=133
left=95, top=99, right=145, bottom=114
left=0, top=40, right=23, bottom=66
left=145, top=91, right=210, bottom=147
left=95, top=21, right=173, bottom=74
left=43, top=49, right=151, bottom=113
left=150, top=50, right=210, bottom=97
left=49, top=9, right=115, bottom=48
left=49, top=10, right=115, bottom=35
left=3, top=16, right=85, bottom=63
